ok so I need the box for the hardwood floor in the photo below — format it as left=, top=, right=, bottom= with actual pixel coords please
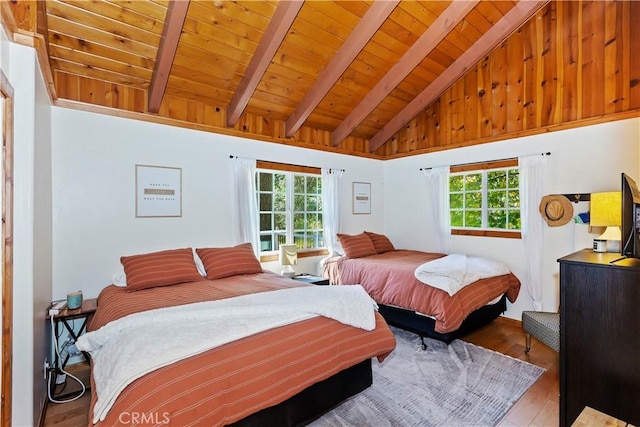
left=465, top=317, right=560, bottom=427
left=42, top=362, right=92, bottom=427
left=42, top=317, right=559, bottom=427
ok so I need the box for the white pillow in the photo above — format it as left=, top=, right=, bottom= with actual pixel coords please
left=192, top=248, right=207, bottom=277
left=112, top=268, right=127, bottom=287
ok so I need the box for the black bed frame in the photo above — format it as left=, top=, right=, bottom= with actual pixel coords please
left=232, top=358, right=372, bottom=426
left=378, top=294, right=508, bottom=348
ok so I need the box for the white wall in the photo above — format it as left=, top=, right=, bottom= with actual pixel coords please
left=0, top=23, right=7, bottom=67
left=52, top=107, right=640, bottom=320
left=6, top=40, right=53, bottom=425
left=384, top=118, right=640, bottom=320
left=51, top=108, right=384, bottom=299
left=32, top=50, right=53, bottom=424
left=8, top=42, right=36, bottom=427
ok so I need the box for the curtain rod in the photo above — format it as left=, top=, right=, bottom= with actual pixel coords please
left=419, top=152, right=551, bottom=171
left=229, top=155, right=345, bottom=172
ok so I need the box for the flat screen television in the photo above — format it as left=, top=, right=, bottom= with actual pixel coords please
left=620, top=172, right=640, bottom=259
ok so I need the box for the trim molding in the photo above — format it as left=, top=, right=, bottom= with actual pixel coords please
left=260, top=249, right=328, bottom=263
left=496, top=316, right=522, bottom=329
left=451, top=229, right=522, bottom=239
left=256, top=160, right=321, bottom=175
left=1, top=68, right=15, bottom=427
left=53, top=99, right=385, bottom=160
left=385, top=110, right=640, bottom=160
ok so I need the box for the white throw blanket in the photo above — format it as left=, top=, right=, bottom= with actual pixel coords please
left=414, top=254, right=511, bottom=297
left=76, top=285, right=377, bottom=423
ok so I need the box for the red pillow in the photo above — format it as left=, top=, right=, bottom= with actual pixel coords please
left=337, top=232, right=377, bottom=258
left=121, top=248, right=203, bottom=291
left=196, top=243, right=263, bottom=280
left=365, top=231, right=395, bottom=254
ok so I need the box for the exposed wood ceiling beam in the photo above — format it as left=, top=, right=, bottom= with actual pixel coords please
left=284, top=0, right=400, bottom=138
left=368, top=0, right=550, bottom=152
left=226, top=1, right=304, bottom=128
left=148, top=0, right=190, bottom=114
left=331, top=0, right=479, bottom=147
left=36, top=0, right=50, bottom=58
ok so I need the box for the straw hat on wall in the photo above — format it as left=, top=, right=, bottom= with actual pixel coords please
left=539, top=195, right=573, bottom=227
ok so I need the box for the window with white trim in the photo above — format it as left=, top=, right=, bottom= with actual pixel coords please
left=256, top=170, right=323, bottom=253
left=449, top=166, right=521, bottom=231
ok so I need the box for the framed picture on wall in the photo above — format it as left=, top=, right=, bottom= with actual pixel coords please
left=135, top=165, right=182, bottom=217
left=352, top=182, right=371, bottom=214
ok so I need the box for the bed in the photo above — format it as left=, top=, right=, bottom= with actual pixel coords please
left=323, top=233, right=520, bottom=346
left=79, top=245, right=396, bottom=426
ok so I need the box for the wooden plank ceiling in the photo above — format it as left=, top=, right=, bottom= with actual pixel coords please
left=40, top=1, right=561, bottom=157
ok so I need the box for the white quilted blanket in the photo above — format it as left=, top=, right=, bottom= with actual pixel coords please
left=76, top=285, right=377, bottom=423
left=414, top=253, right=510, bottom=297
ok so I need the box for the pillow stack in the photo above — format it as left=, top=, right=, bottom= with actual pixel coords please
left=120, top=243, right=263, bottom=291
left=336, top=231, right=395, bottom=258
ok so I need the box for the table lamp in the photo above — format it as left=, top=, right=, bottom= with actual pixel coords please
left=279, top=244, right=298, bottom=278
left=590, top=191, right=621, bottom=252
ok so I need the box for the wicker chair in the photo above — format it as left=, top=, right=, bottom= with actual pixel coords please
left=522, top=311, right=560, bottom=353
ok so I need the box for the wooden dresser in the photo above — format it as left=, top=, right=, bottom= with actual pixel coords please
left=558, top=249, right=640, bottom=426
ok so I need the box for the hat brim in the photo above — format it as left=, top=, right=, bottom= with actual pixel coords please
left=539, top=195, right=574, bottom=227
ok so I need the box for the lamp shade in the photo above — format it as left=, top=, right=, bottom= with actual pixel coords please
left=279, top=244, right=298, bottom=266
left=591, top=191, right=622, bottom=252
left=590, top=192, right=621, bottom=227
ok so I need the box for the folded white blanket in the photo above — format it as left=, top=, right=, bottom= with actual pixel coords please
left=414, top=254, right=510, bottom=297
left=76, top=285, right=377, bottom=423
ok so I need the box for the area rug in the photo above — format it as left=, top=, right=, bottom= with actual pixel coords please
left=311, top=326, right=545, bottom=427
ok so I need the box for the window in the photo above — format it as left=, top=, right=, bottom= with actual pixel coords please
left=449, top=164, right=521, bottom=234
left=256, top=170, right=323, bottom=253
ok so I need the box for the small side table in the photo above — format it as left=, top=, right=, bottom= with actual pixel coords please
left=293, top=274, right=330, bottom=286
left=48, top=298, right=97, bottom=399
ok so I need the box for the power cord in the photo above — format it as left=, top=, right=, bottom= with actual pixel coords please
left=48, top=315, right=86, bottom=403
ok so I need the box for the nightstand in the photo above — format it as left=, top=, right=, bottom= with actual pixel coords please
left=48, top=298, right=97, bottom=399
left=293, top=274, right=330, bottom=286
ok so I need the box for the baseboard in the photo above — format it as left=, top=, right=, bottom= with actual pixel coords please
left=38, top=397, right=48, bottom=427
left=497, top=315, right=522, bottom=328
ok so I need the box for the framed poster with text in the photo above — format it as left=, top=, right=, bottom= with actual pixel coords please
left=136, top=165, right=182, bottom=217
left=352, top=182, right=371, bottom=214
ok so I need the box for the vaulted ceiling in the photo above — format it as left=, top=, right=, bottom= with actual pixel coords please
left=40, top=1, right=547, bottom=151
left=4, top=1, right=639, bottom=158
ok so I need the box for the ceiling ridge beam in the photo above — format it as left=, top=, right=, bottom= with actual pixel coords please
left=368, top=0, right=550, bottom=153
left=331, top=0, right=479, bottom=147
left=284, top=0, right=400, bottom=138
left=226, top=1, right=304, bottom=128
left=148, top=0, right=191, bottom=114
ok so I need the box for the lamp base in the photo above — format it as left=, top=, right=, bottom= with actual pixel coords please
left=593, top=239, right=607, bottom=253
left=607, top=240, right=621, bottom=253
left=592, top=239, right=621, bottom=253
left=592, top=226, right=621, bottom=253
left=281, top=265, right=295, bottom=278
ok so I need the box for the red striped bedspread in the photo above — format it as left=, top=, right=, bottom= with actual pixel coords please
left=86, top=272, right=396, bottom=426
left=322, top=250, right=521, bottom=333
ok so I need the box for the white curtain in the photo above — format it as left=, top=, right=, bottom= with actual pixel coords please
left=422, top=166, right=450, bottom=254
left=321, top=168, right=344, bottom=255
left=519, top=154, right=548, bottom=311
left=232, top=157, right=260, bottom=256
